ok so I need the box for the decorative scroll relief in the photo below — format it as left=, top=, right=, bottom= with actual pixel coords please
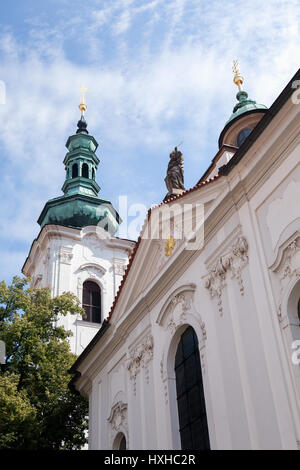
left=167, top=291, right=199, bottom=335
left=269, top=235, right=300, bottom=320
left=114, top=258, right=126, bottom=276
left=157, top=284, right=206, bottom=340
left=59, top=246, right=73, bottom=265
left=126, top=335, right=154, bottom=394
left=107, top=401, right=128, bottom=432
left=204, top=236, right=249, bottom=315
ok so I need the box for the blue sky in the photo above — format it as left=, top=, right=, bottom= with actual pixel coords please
left=0, top=0, right=299, bottom=284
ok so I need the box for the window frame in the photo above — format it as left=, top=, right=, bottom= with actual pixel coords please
left=174, top=326, right=210, bottom=450
left=82, top=280, right=101, bottom=324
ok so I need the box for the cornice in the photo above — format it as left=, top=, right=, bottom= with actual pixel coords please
left=23, top=224, right=135, bottom=276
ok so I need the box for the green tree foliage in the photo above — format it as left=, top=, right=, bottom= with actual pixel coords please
left=0, top=276, right=88, bottom=449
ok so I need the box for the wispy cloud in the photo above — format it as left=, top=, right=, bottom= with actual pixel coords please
left=0, top=0, right=299, bottom=282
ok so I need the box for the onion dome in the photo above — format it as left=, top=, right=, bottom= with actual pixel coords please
left=37, top=87, right=120, bottom=234
left=218, top=61, right=268, bottom=148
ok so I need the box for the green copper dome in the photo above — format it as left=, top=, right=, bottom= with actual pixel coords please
left=38, top=116, right=121, bottom=235
left=226, top=90, right=267, bottom=125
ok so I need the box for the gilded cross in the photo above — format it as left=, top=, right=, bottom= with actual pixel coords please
left=165, top=236, right=175, bottom=257
left=232, top=60, right=243, bottom=91
left=79, top=85, right=88, bottom=115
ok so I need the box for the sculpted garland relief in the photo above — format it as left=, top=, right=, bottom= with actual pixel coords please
left=126, top=334, right=154, bottom=394
left=204, top=236, right=249, bottom=315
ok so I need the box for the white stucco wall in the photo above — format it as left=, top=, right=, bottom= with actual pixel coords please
left=73, top=93, right=300, bottom=450
left=23, top=225, right=135, bottom=355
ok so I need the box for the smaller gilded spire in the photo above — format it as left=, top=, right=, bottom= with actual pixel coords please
left=79, top=85, right=88, bottom=116
left=232, top=60, right=244, bottom=91
left=76, top=85, right=89, bottom=135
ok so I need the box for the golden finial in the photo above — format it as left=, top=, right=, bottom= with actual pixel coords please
left=232, top=60, right=243, bottom=91
left=165, top=236, right=175, bottom=257
left=79, top=85, right=87, bottom=116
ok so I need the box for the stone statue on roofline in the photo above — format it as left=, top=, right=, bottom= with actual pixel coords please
left=164, top=146, right=185, bottom=201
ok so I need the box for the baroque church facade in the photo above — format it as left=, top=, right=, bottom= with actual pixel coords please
left=24, top=67, right=300, bottom=450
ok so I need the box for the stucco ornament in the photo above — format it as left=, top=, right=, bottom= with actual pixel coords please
left=114, top=259, right=126, bottom=276
left=204, top=235, right=249, bottom=315
left=165, top=291, right=193, bottom=331
left=157, top=284, right=206, bottom=338
left=126, top=334, right=154, bottom=394
left=59, top=246, right=73, bottom=265
left=107, top=402, right=128, bottom=432
left=269, top=234, right=300, bottom=321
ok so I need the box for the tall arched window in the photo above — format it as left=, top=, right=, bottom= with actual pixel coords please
left=119, top=434, right=126, bottom=450
left=92, top=168, right=95, bottom=180
left=82, top=281, right=101, bottom=323
left=175, top=326, right=210, bottom=450
left=82, top=163, right=89, bottom=178
left=72, top=163, right=78, bottom=178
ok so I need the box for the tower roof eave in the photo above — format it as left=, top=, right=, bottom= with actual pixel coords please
left=218, top=108, right=268, bottom=149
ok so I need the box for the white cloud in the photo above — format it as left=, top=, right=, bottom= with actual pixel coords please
left=0, top=0, right=300, bottom=282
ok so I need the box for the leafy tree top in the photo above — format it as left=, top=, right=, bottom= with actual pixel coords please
left=0, top=276, right=88, bottom=450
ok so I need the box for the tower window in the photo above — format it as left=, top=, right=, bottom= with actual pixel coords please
left=82, top=281, right=101, bottom=323
left=82, top=163, right=89, bottom=178
left=72, top=163, right=78, bottom=178
left=92, top=168, right=95, bottom=180
left=298, top=298, right=300, bottom=323
left=175, top=326, right=210, bottom=450
left=237, top=128, right=252, bottom=147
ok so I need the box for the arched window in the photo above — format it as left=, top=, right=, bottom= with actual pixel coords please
left=92, top=168, right=95, bottom=180
left=119, top=434, right=126, bottom=450
left=113, top=432, right=126, bottom=450
left=175, top=326, right=210, bottom=450
left=82, top=163, right=89, bottom=178
left=237, top=128, right=252, bottom=147
left=72, top=163, right=78, bottom=178
left=82, top=281, right=101, bottom=323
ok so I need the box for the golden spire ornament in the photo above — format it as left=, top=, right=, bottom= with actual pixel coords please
left=79, top=85, right=88, bottom=116
left=232, top=60, right=244, bottom=91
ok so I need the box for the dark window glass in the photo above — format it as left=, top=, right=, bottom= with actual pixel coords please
left=92, top=168, right=95, bottom=180
left=82, top=163, right=89, bottom=178
left=72, top=163, right=78, bottom=178
left=119, top=435, right=126, bottom=450
left=175, top=326, right=210, bottom=450
left=298, top=298, right=300, bottom=322
left=237, top=128, right=252, bottom=147
left=82, top=281, right=101, bottom=323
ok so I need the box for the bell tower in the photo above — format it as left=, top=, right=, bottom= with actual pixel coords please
left=22, top=90, right=135, bottom=354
